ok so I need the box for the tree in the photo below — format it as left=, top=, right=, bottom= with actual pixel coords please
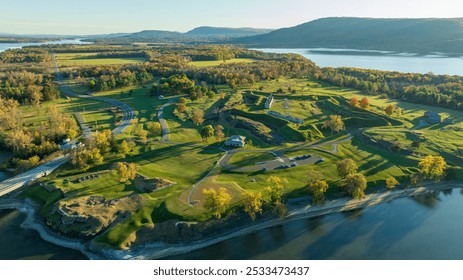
left=323, top=115, right=345, bottom=134
left=91, top=129, right=112, bottom=152
left=70, top=147, right=92, bottom=171
left=176, top=103, right=187, bottom=113
left=214, top=124, right=225, bottom=140
left=242, top=192, right=263, bottom=220
left=90, top=148, right=104, bottom=165
left=67, top=128, right=78, bottom=139
left=273, top=202, right=288, bottom=219
left=116, top=162, right=137, bottom=183
left=360, top=97, right=370, bottom=109
left=386, top=177, right=399, bottom=190
left=418, top=155, right=447, bottom=181
left=346, top=173, right=367, bottom=200
left=138, top=129, right=148, bottom=144
left=119, top=140, right=130, bottom=157
left=178, top=97, right=187, bottom=104
left=307, top=170, right=329, bottom=204
left=265, top=176, right=285, bottom=205
left=202, top=187, right=231, bottom=219
left=384, top=104, right=395, bottom=116
left=336, top=159, right=358, bottom=178
left=200, top=125, right=214, bottom=141
left=349, top=97, right=359, bottom=107
left=146, top=121, right=162, bottom=136
left=192, top=110, right=204, bottom=126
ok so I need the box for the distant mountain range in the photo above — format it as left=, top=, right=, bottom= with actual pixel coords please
left=4, top=18, right=463, bottom=54
left=186, top=26, right=274, bottom=37
left=234, top=17, right=463, bottom=54
left=88, top=27, right=274, bottom=43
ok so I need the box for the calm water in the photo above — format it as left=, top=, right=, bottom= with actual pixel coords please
left=168, top=189, right=463, bottom=260
left=254, top=48, right=463, bottom=76
left=0, top=39, right=90, bottom=53
left=0, top=210, right=85, bottom=259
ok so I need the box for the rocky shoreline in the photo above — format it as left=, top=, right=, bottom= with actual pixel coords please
left=3, top=182, right=461, bottom=260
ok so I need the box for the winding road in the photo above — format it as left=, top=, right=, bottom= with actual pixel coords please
left=52, top=52, right=135, bottom=136
left=0, top=54, right=137, bottom=198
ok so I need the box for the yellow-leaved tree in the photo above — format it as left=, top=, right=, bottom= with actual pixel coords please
left=418, top=155, right=447, bottom=181
left=202, top=187, right=231, bottom=219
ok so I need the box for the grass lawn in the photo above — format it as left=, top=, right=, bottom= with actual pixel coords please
left=189, top=58, right=256, bottom=67
left=228, top=152, right=275, bottom=167
left=81, top=110, right=115, bottom=131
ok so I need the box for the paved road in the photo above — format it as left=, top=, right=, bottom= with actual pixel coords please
left=51, top=52, right=135, bottom=136
left=158, top=100, right=174, bottom=142
left=0, top=155, right=70, bottom=197
left=0, top=54, right=137, bottom=198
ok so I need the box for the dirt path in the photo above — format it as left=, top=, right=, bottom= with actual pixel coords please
left=158, top=99, right=174, bottom=142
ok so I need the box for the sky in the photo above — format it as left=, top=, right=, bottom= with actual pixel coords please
left=1, top=0, right=463, bottom=35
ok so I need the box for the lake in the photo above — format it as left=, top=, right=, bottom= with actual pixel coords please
left=253, top=48, right=463, bottom=76
left=166, top=189, right=463, bottom=260
left=0, top=39, right=90, bottom=53
left=0, top=210, right=85, bottom=260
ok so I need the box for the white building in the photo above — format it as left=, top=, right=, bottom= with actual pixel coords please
left=225, top=135, right=246, bottom=147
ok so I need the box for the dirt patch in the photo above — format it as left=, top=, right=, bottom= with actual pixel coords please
left=134, top=174, right=176, bottom=192
left=50, top=194, right=144, bottom=238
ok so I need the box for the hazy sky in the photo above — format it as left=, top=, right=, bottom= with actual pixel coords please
left=2, top=0, right=463, bottom=35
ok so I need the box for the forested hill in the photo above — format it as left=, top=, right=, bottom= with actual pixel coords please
left=186, top=26, right=273, bottom=37
left=234, top=17, right=463, bottom=54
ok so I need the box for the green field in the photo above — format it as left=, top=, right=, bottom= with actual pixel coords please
left=23, top=73, right=463, bottom=248
left=55, top=52, right=147, bottom=66
left=189, top=58, right=256, bottom=67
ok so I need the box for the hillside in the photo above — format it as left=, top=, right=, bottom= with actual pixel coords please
left=122, top=30, right=186, bottom=40
left=234, top=17, right=463, bottom=54
left=187, top=26, right=273, bottom=37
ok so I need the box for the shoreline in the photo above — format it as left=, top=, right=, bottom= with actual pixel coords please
left=3, top=182, right=462, bottom=260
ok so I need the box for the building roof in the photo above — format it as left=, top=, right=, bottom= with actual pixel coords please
left=228, top=135, right=246, bottom=141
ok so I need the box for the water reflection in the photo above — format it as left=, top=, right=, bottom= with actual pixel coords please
left=168, top=190, right=463, bottom=260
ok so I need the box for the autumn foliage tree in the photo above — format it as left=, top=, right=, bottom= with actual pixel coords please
left=146, top=121, right=162, bottom=136
left=386, top=177, right=399, bottom=189
left=360, top=97, right=370, bottom=109
left=202, top=187, right=232, bottom=219
left=265, top=176, right=287, bottom=219
left=384, top=104, right=395, bottom=116
left=346, top=173, right=367, bottom=200
left=336, top=159, right=358, bottom=178
left=323, top=115, right=345, bottom=135
left=242, top=192, right=263, bottom=220
left=349, top=97, right=359, bottom=107
left=214, top=124, right=225, bottom=140
left=115, top=162, right=138, bottom=183
left=192, top=109, right=204, bottom=126
left=307, top=170, right=329, bottom=204
left=418, top=155, right=447, bottom=181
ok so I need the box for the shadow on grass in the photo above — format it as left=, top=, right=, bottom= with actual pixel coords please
left=151, top=201, right=183, bottom=223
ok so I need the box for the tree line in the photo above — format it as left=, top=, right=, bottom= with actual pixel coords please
left=319, top=67, right=463, bottom=110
